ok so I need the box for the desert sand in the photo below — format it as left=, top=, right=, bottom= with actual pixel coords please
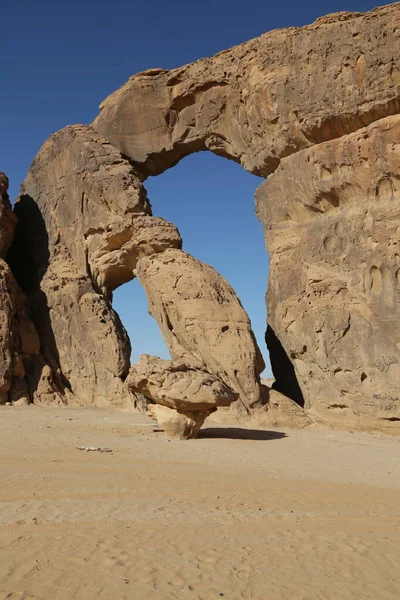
left=1, top=405, right=399, bottom=600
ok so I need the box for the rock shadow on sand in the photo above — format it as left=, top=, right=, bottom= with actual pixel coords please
left=199, top=427, right=287, bottom=440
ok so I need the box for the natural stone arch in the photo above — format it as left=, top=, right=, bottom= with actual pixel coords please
left=90, top=3, right=400, bottom=430
left=8, top=3, right=400, bottom=432
left=93, top=4, right=400, bottom=180
left=9, top=125, right=267, bottom=427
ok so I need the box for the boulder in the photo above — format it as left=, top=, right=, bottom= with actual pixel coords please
left=127, top=354, right=239, bottom=438
left=127, top=354, right=238, bottom=411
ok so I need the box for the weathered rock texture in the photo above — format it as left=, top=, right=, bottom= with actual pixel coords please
left=256, top=389, right=313, bottom=430
left=6, top=3, right=400, bottom=432
left=9, top=126, right=182, bottom=406
left=0, top=172, right=17, bottom=253
left=128, top=354, right=238, bottom=411
left=125, top=247, right=268, bottom=438
left=135, top=249, right=266, bottom=413
left=256, top=115, right=400, bottom=429
left=147, top=404, right=213, bottom=440
left=0, top=172, right=60, bottom=405
left=90, top=3, right=400, bottom=432
left=93, top=3, right=400, bottom=179
left=127, top=354, right=239, bottom=438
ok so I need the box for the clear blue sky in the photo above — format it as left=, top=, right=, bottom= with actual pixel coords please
left=3, top=0, right=379, bottom=377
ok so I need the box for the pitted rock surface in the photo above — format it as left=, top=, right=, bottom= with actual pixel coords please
left=256, top=114, right=400, bottom=429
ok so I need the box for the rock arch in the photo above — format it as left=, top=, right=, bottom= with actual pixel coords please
left=7, top=2, right=400, bottom=432
left=89, top=3, right=400, bottom=431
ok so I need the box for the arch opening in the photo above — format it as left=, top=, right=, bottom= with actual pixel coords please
left=113, top=151, right=273, bottom=381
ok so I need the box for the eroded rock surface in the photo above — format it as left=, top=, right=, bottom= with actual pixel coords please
left=127, top=354, right=239, bottom=438
left=8, top=127, right=182, bottom=406
left=135, top=249, right=266, bottom=413
left=147, top=404, right=213, bottom=440
left=256, top=114, right=400, bottom=430
left=91, top=3, right=400, bottom=432
left=9, top=3, right=400, bottom=431
left=93, top=4, right=400, bottom=179
left=127, top=354, right=238, bottom=411
left=255, top=388, right=313, bottom=429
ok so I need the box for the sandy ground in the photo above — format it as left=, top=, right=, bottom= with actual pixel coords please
left=0, top=406, right=399, bottom=600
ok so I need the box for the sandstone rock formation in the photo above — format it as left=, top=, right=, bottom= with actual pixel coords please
left=4, top=3, right=400, bottom=433
left=128, top=354, right=238, bottom=411
left=93, top=4, right=400, bottom=179
left=147, top=405, right=214, bottom=440
left=135, top=249, right=266, bottom=413
left=127, top=354, right=238, bottom=438
left=0, top=172, right=17, bottom=253
left=90, top=3, right=400, bottom=432
left=9, top=126, right=182, bottom=407
left=255, top=389, right=313, bottom=430
left=125, top=246, right=268, bottom=438
left=256, top=114, right=400, bottom=429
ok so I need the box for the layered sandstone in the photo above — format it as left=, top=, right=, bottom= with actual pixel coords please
left=127, top=355, right=238, bottom=412
left=127, top=354, right=239, bottom=438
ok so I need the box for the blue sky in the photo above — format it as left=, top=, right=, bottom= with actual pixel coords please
left=3, top=0, right=379, bottom=376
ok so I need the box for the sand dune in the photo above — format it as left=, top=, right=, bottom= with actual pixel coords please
left=1, top=406, right=399, bottom=599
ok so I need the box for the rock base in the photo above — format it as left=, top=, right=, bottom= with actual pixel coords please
left=148, top=405, right=216, bottom=440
